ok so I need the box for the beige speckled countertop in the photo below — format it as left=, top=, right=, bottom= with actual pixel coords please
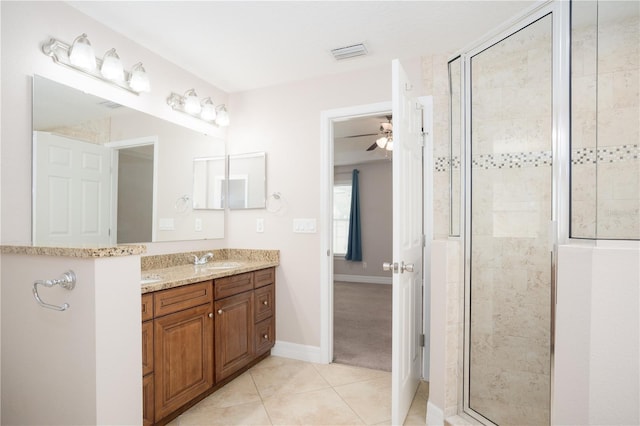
left=141, top=249, right=279, bottom=294
left=1, top=244, right=146, bottom=258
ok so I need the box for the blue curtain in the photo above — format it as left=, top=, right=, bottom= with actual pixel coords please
left=345, top=169, right=362, bottom=261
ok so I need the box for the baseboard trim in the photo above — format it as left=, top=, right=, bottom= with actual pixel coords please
left=334, top=274, right=392, bottom=285
left=426, top=401, right=444, bottom=426
left=271, top=341, right=324, bottom=364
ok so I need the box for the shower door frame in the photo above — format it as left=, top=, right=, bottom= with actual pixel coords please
left=458, top=1, right=571, bottom=424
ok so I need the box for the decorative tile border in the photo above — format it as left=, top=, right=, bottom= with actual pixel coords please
left=434, top=144, right=638, bottom=172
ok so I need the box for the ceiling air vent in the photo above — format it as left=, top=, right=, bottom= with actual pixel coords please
left=331, top=43, right=368, bottom=61
left=98, top=100, right=123, bottom=109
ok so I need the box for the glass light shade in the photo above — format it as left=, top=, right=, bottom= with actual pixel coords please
left=376, top=136, right=388, bottom=148
left=200, top=98, right=217, bottom=121
left=184, top=90, right=201, bottom=115
left=68, top=33, right=96, bottom=71
left=128, top=63, right=150, bottom=93
left=100, top=48, right=125, bottom=81
left=215, top=105, right=230, bottom=127
left=385, top=140, right=394, bottom=151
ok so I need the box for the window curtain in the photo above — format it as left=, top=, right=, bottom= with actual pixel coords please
left=345, top=169, right=362, bottom=261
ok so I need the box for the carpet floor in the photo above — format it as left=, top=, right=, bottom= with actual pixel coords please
left=333, top=281, right=392, bottom=371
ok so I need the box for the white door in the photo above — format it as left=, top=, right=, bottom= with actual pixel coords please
left=390, top=60, right=423, bottom=425
left=33, top=131, right=112, bottom=245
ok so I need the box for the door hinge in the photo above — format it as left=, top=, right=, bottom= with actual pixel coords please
left=419, top=334, right=425, bottom=347
left=422, top=234, right=426, bottom=247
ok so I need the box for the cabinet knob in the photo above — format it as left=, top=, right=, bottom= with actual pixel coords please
left=263, top=300, right=268, bottom=305
left=263, top=334, right=268, bottom=339
left=217, top=309, right=223, bottom=315
left=208, top=312, right=213, bottom=318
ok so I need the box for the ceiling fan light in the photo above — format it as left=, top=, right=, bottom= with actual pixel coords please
left=385, top=140, right=394, bottom=151
left=68, top=33, right=96, bottom=71
left=376, top=136, right=388, bottom=149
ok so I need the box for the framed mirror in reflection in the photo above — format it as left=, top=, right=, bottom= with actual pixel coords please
left=228, top=152, right=266, bottom=209
left=32, top=75, right=225, bottom=246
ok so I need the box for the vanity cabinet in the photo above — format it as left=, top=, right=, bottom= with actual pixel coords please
left=141, top=268, right=275, bottom=425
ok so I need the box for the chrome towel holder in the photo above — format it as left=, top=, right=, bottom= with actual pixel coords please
left=32, top=270, right=76, bottom=311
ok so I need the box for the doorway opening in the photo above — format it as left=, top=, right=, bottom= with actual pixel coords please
left=332, top=113, right=394, bottom=371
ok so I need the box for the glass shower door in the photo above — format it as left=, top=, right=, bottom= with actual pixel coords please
left=467, top=14, right=553, bottom=425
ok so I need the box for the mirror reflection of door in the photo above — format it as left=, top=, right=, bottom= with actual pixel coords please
left=228, top=177, right=249, bottom=209
left=115, top=144, right=154, bottom=244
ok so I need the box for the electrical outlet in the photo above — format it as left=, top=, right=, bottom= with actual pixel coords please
left=194, top=218, right=202, bottom=232
left=363, top=262, right=367, bottom=269
left=256, top=218, right=264, bottom=233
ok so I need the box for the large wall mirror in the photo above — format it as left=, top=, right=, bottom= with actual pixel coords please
left=32, top=75, right=225, bottom=245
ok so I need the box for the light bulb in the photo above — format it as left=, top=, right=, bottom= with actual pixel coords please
left=129, top=63, right=150, bottom=93
left=100, top=48, right=124, bottom=81
left=376, top=136, right=388, bottom=149
left=215, top=105, right=230, bottom=127
left=200, top=98, right=217, bottom=121
left=385, top=140, right=393, bottom=151
left=68, top=33, right=96, bottom=71
left=184, top=89, right=201, bottom=115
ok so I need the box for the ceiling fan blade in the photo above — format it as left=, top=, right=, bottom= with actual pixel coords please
left=341, top=133, right=379, bottom=138
left=366, top=142, right=378, bottom=151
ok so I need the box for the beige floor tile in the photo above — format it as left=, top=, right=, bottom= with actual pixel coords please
left=175, top=400, right=272, bottom=426
left=314, top=362, right=391, bottom=387
left=403, top=394, right=428, bottom=426
left=197, top=372, right=262, bottom=408
left=264, top=388, right=364, bottom=426
left=250, top=361, right=330, bottom=398
left=250, top=355, right=307, bottom=371
left=333, top=377, right=392, bottom=425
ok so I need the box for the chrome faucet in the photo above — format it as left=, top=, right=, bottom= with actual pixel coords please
left=192, top=252, right=213, bottom=265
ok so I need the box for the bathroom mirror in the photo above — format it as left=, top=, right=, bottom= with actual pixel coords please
left=228, top=152, right=266, bottom=209
left=32, top=75, right=225, bottom=245
left=193, top=156, right=225, bottom=210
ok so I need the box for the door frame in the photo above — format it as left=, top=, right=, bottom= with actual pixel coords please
left=320, top=100, right=432, bottom=380
left=320, top=101, right=392, bottom=364
left=106, top=136, right=159, bottom=245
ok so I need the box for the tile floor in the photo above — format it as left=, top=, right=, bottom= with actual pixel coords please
left=167, top=356, right=428, bottom=425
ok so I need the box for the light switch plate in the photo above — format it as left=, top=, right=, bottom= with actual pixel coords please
left=293, top=218, right=317, bottom=233
left=256, top=218, right=264, bottom=233
left=195, top=218, right=202, bottom=232
left=159, top=218, right=175, bottom=231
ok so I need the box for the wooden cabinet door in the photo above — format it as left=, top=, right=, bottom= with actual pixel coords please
left=215, top=291, right=254, bottom=381
left=154, top=303, right=213, bottom=421
left=142, top=320, right=154, bottom=376
left=143, top=374, right=154, bottom=426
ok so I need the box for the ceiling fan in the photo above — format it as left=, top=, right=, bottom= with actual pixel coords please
left=342, top=116, right=393, bottom=151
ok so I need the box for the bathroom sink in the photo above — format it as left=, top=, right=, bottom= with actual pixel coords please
left=141, top=274, right=163, bottom=285
left=198, top=261, right=242, bottom=270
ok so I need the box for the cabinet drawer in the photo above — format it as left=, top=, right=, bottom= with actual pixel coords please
left=142, top=320, right=154, bottom=376
left=255, top=317, right=275, bottom=356
left=141, top=294, right=153, bottom=322
left=215, top=272, right=253, bottom=300
left=254, top=268, right=275, bottom=288
left=154, top=281, right=213, bottom=317
left=254, top=284, right=274, bottom=323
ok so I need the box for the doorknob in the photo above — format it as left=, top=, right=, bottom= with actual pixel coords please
left=383, top=262, right=398, bottom=273
left=401, top=262, right=414, bottom=273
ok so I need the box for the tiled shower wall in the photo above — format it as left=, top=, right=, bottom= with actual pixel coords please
left=571, top=6, right=640, bottom=239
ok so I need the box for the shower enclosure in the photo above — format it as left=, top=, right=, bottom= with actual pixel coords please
left=452, top=1, right=638, bottom=424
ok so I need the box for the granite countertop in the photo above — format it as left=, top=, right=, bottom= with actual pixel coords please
left=140, top=249, right=279, bottom=294
left=0, top=244, right=146, bottom=258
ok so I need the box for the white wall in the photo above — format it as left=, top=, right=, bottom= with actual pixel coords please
left=554, top=244, right=640, bottom=425
left=226, top=58, right=423, bottom=349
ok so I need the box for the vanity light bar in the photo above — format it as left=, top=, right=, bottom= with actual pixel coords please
left=41, top=36, right=150, bottom=95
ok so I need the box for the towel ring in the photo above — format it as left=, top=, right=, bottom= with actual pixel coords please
left=266, top=192, right=283, bottom=213
left=175, top=195, right=190, bottom=213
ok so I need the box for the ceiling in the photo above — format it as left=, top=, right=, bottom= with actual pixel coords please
left=334, top=115, right=393, bottom=166
left=68, top=1, right=536, bottom=93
